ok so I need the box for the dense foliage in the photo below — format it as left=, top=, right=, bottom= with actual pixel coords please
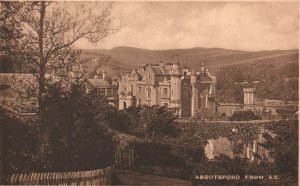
left=229, top=110, right=261, bottom=121
left=37, top=82, right=115, bottom=171
left=261, top=120, right=298, bottom=184
left=128, top=120, right=298, bottom=185
left=0, top=110, right=38, bottom=174
left=1, top=82, right=117, bottom=173
left=216, top=62, right=299, bottom=103
left=108, top=105, right=181, bottom=139
left=133, top=142, right=187, bottom=168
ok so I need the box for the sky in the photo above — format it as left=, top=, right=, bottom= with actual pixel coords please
left=74, top=1, right=299, bottom=51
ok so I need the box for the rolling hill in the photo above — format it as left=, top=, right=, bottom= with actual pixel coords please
left=80, top=46, right=298, bottom=78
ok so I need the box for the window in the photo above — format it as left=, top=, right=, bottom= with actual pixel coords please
left=164, top=103, right=168, bottom=107
left=198, top=94, right=203, bottom=108
left=138, top=99, right=142, bottom=105
left=130, top=85, right=133, bottom=92
left=147, top=88, right=151, bottom=99
left=123, top=102, right=127, bottom=109
left=139, top=86, right=141, bottom=93
left=163, top=88, right=168, bottom=96
left=99, top=88, right=105, bottom=95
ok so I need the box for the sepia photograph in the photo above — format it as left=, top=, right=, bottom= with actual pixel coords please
left=0, top=1, right=298, bottom=185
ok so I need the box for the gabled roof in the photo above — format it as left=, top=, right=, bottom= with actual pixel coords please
left=151, top=65, right=164, bottom=76
left=87, top=78, right=110, bottom=87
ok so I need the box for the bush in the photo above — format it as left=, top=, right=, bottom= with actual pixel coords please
left=0, top=109, right=39, bottom=174
left=229, top=110, right=261, bottom=121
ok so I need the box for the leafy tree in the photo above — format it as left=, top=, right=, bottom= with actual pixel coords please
left=37, top=82, right=115, bottom=171
left=109, top=105, right=181, bottom=139
left=261, top=120, right=298, bottom=184
left=139, top=106, right=181, bottom=138
left=108, top=106, right=141, bottom=135
left=9, top=1, right=115, bottom=109
left=0, top=2, right=23, bottom=72
left=141, top=106, right=180, bottom=139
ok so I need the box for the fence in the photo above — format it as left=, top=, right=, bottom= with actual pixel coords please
left=5, top=165, right=115, bottom=185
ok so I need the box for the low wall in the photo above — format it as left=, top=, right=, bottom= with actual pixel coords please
left=5, top=165, right=115, bottom=185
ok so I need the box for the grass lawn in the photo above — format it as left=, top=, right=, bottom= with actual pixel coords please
left=114, top=170, right=190, bottom=185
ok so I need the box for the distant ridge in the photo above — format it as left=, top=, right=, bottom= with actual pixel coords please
left=81, top=46, right=298, bottom=78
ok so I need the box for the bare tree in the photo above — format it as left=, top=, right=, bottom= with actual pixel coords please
left=11, top=1, right=115, bottom=111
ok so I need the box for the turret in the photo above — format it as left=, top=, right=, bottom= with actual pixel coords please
left=243, top=88, right=255, bottom=105
left=190, top=66, right=197, bottom=84
left=201, top=61, right=205, bottom=73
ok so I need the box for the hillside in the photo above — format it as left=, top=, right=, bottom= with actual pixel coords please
left=80, top=46, right=298, bottom=78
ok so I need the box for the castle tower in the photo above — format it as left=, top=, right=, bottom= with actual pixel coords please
left=190, top=67, right=198, bottom=117
left=170, top=61, right=182, bottom=116
left=243, top=88, right=255, bottom=111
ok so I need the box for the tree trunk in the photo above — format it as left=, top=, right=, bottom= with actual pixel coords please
left=36, top=2, right=49, bottom=167
left=38, top=1, right=46, bottom=113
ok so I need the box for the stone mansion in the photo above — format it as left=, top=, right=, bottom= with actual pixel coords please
left=118, top=60, right=216, bottom=118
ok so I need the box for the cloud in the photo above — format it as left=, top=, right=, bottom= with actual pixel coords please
left=75, top=2, right=298, bottom=51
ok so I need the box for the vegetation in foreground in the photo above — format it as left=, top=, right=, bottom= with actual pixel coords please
left=1, top=82, right=298, bottom=185
left=1, top=82, right=116, bottom=173
left=108, top=106, right=298, bottom=185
